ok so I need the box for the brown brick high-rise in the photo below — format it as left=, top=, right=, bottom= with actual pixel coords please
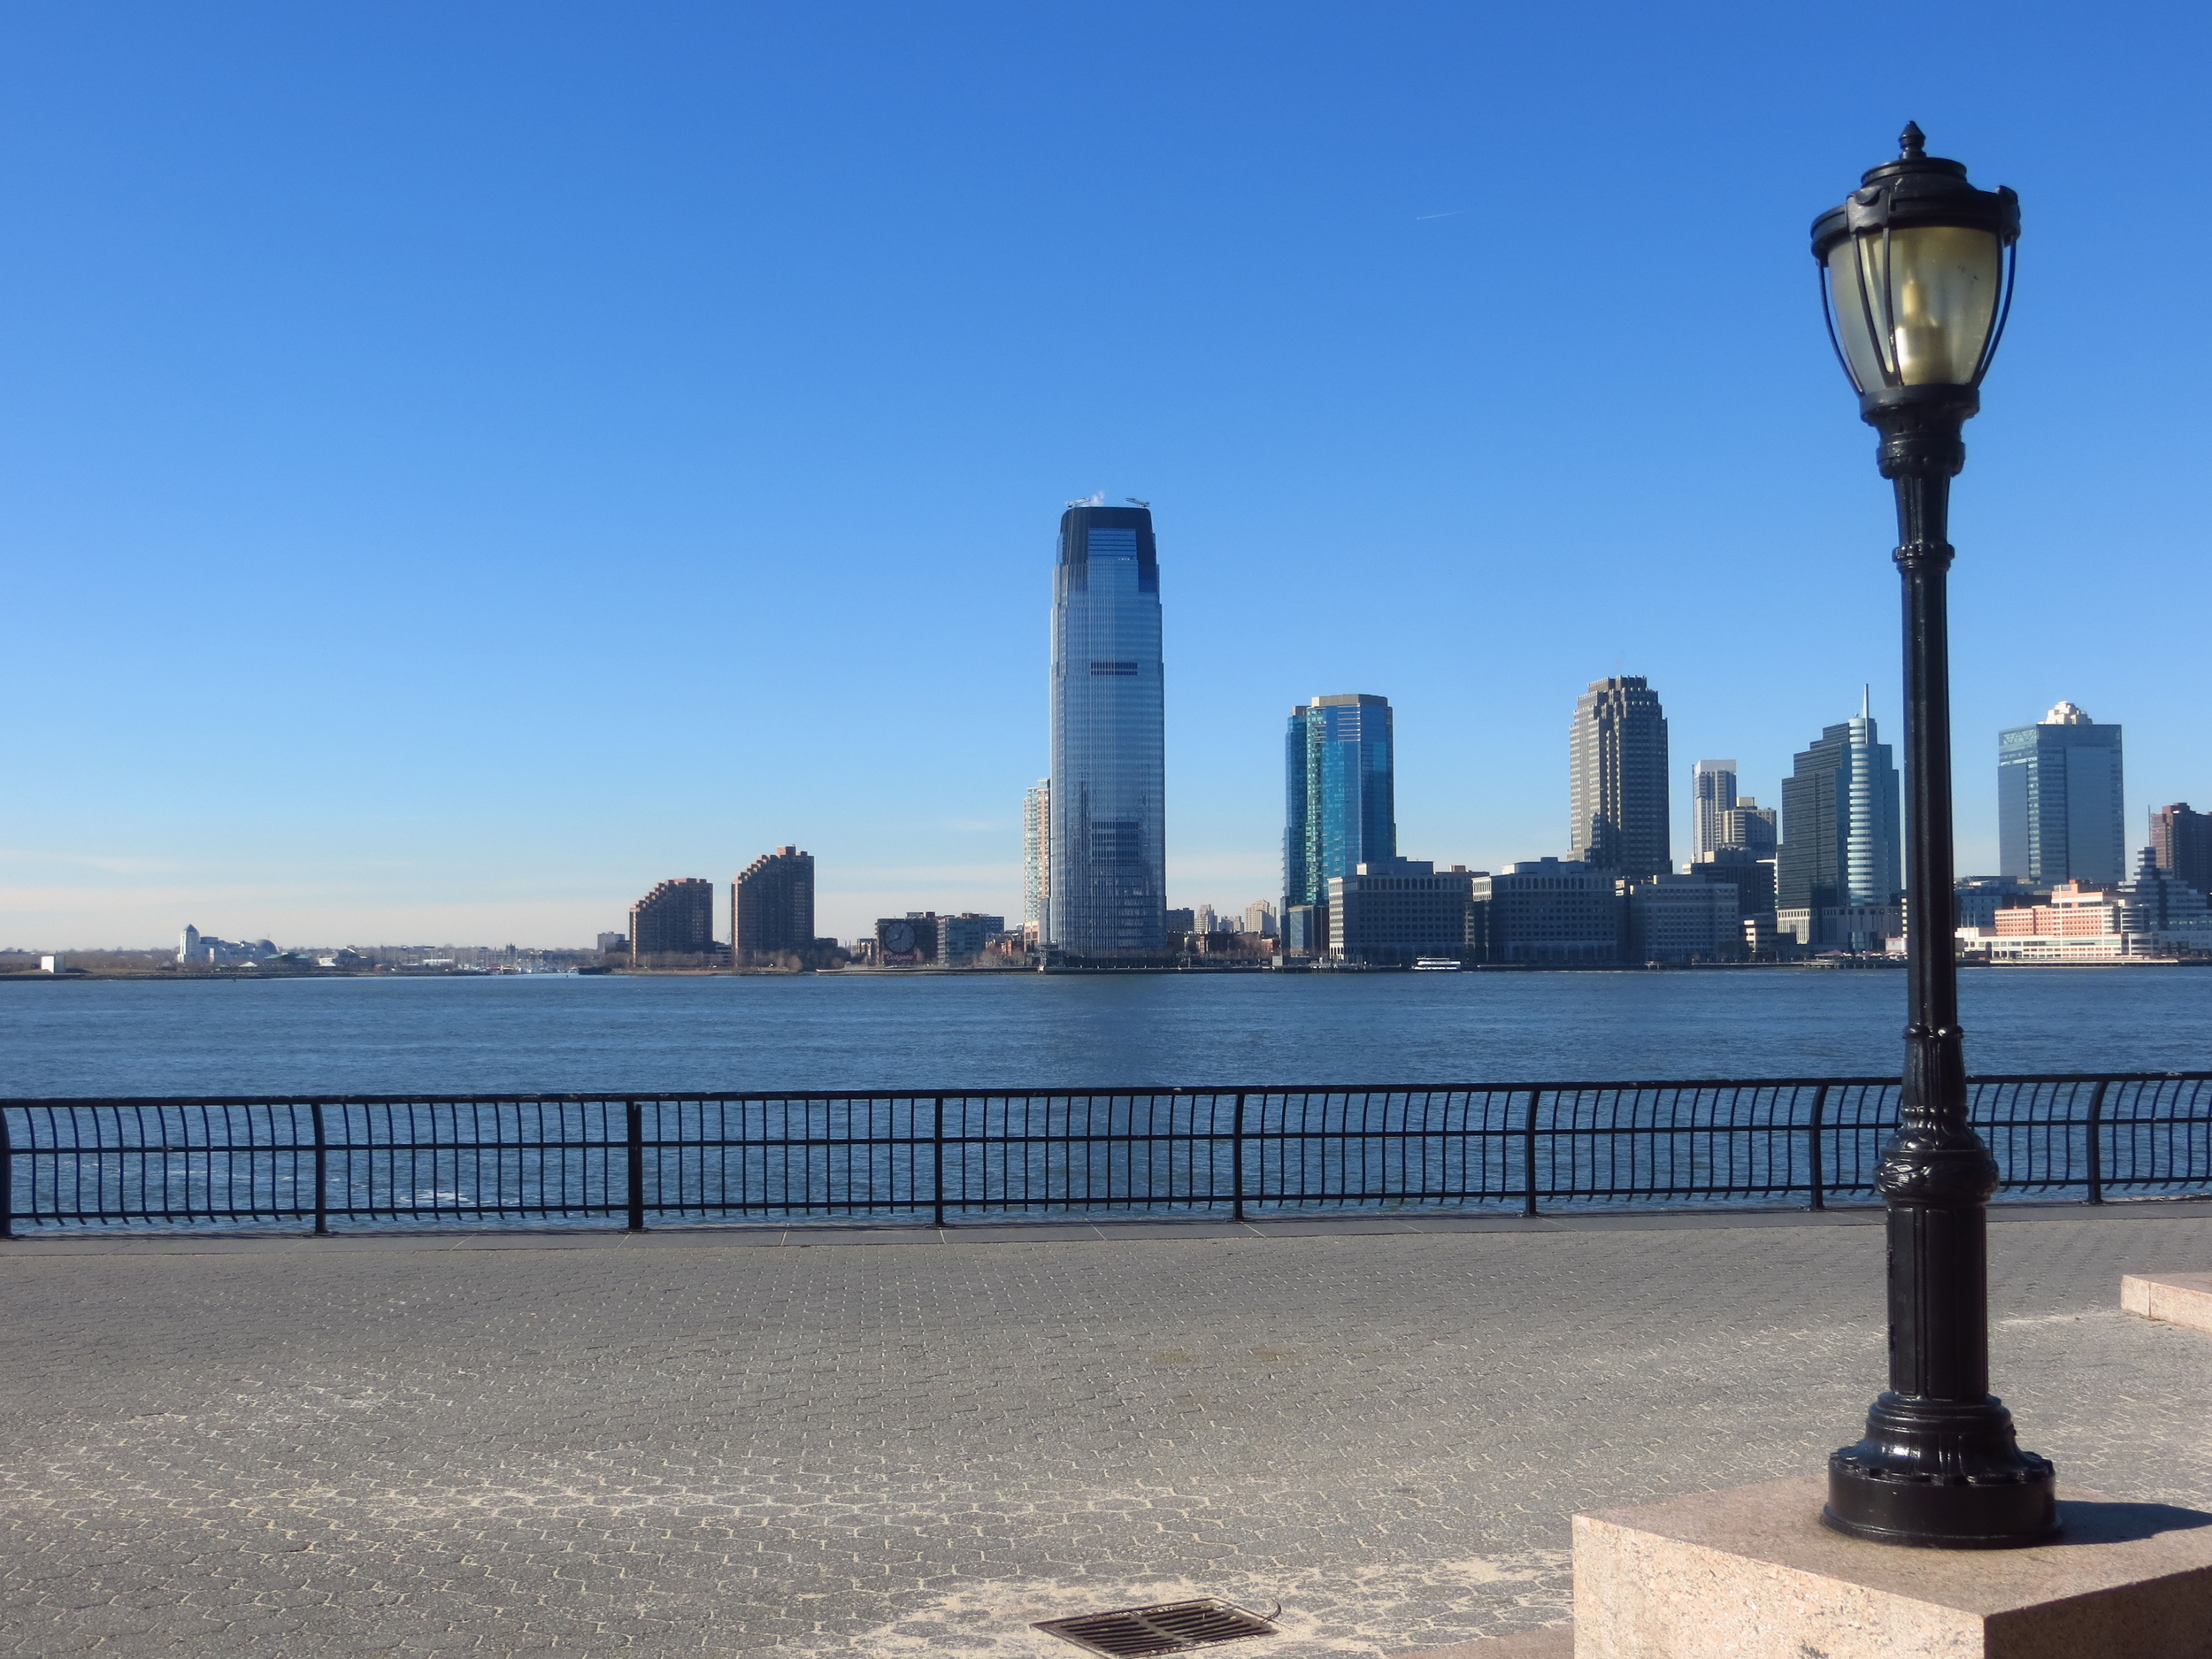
left=629, top=879, right=716, bottom=957
left=2151, top=803, right=2212, bottom=895
left=733, top=847, right=816, bottom=963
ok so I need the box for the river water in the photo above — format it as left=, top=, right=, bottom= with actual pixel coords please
left=2, top=966, right=2208, bottom=1098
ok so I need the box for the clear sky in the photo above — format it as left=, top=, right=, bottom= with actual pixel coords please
left=3, top=2, right=2207, bottom=949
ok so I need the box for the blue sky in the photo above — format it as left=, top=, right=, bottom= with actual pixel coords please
left=3, top=2, right=2207, bottom=948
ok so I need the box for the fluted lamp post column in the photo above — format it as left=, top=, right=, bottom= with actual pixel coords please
left=1810, top=126, right=2052, bottom=1548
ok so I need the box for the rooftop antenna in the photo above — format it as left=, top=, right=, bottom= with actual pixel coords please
left=1125, top=496, right=1150, bottom=508
left=1862, top=683, right=1871, bottom=718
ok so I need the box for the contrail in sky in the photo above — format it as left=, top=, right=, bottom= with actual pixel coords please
left=1415, top=210, right=1467, bottom=219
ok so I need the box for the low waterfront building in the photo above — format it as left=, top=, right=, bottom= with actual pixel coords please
left=1470, top=858, right=1624, bottom=964
left=1327, top=859, right=1477, bottom=965
left=1954, top=852, right=2212, bottom=962
left=1283, top=904, right=1326, bottom=956
left=872, top=912, right=1007, bottom=965
left=1777, top=904, right=1901, bottom=954
left=1628, top=875, right=1742, bottom=963
left=176, top=926, right=279, bottom=966
left=875, top=913, right=939, bottom=965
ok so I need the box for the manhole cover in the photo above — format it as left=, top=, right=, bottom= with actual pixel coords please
left=1033, top=1597, right=1279, bottom=1656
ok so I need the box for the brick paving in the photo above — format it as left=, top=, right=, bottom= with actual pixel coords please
left=4, top=1208, right=2211, bottom=1655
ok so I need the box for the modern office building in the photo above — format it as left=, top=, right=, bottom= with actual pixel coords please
left=1569, top=677, right=1671, bottom=879
left=938, top=913, right=1006, bottom=964
left=1048, top=503, right=1166, bottom=957
left=1999, top=702, right=2125, bottom=886
left=1687, top=846, right=1776, bottom=919
left=2150, top=803, right=2212, bottom=895
left=630, top=878, right=717, bottom=957
left=1628, top=875, right=1742, bottom=963
left=1023, top=780, right=1051, bottom=938
left=1326, top=858, right=1476, bottom=964
left=1717, top=796, right=1779, bottom=858
left=1778, top=699, right=1901, bottom=948
left=1693, top=760, right=1739, bottom=861
left=1285, top=693, right=1396, bottom=932
left=1470, top=857, right=1624, bottom=964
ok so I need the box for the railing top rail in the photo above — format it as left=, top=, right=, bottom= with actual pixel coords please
left=1, top=1071, right=2206, bottom=1111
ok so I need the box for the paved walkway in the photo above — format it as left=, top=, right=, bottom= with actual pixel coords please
left=4, top=1206, right=2211, bottom=1655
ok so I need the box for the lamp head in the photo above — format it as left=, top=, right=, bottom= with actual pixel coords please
left=1812, top=126, right=2020, bottom=419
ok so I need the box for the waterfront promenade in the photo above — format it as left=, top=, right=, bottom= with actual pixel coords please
left=4, top=1205, right=2212, bottom=1655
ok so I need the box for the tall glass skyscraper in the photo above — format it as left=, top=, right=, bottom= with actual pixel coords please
left=1779, top=701, right=1902, bottom=910
left=1999, top=702, right=2125, bottom=885
left=1048, top=503, right=1165, bottom=956
left=1284, top=694, right=1396, bottom=915
left=1569, top=676, right=1671, bottom=879
left=1692, top=759, right=1739, bottom=860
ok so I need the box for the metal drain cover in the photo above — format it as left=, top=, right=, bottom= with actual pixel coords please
left=1033, top=1597, right=1279, bottom=1656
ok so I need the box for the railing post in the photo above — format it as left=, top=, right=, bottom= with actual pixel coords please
left=1231, top=1092, right=1247, bottom=1223
left=2085, top=1079, right=2109, bottom=1206
left=1808, top=1084, right=1828, bottom=1211
left=932, top=1096, right=947, bottom=1229
left=311, top=1102, right=329, bottom=1235
left=626, top=1102, right=645, bottom=1232
left=0, top=1108, right=15, bottom=1240
left=1523, top=1088, right=1542, bottom=1217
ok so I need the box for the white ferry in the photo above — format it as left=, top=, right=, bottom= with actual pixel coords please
left=1412, top=956, right=1462, bottom=972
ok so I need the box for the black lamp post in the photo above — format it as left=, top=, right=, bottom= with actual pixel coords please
left=1811, top=125, right=2056, bottom=1549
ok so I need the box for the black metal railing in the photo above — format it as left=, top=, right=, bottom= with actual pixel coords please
left=3, top=1071, right=2208, bottom=1235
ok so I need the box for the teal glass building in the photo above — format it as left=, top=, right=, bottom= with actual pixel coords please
left=1285, top=694, right=1397, bottom=916
left=1999, top=702, right=2125, bottom=886
left=1778, top=705, right=1901, bottom=910
left=1048, top=504, right=1166, bottom=956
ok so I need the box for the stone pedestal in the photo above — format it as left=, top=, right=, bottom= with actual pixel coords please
left=2122, top=1271, right=2212, bottom=1335
left=1571, top=1474, right=2212, bottom=1657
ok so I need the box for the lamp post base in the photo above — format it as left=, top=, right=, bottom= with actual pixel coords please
left=1824, top=1392, right=2058, bottom=1548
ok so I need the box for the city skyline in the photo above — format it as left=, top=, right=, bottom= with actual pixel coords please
left=4, top=6, right=2209, bottom=947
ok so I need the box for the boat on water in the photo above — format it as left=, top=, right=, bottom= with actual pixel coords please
left=1412, top=957, right=1461, bottom=972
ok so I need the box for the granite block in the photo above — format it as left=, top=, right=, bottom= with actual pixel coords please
left=2121, top=1270, right=2212, bottom=1334
left=1389, top=1627, right=1573, bottom=1658
left=1573, top=1474, right=2212, bottom=1657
